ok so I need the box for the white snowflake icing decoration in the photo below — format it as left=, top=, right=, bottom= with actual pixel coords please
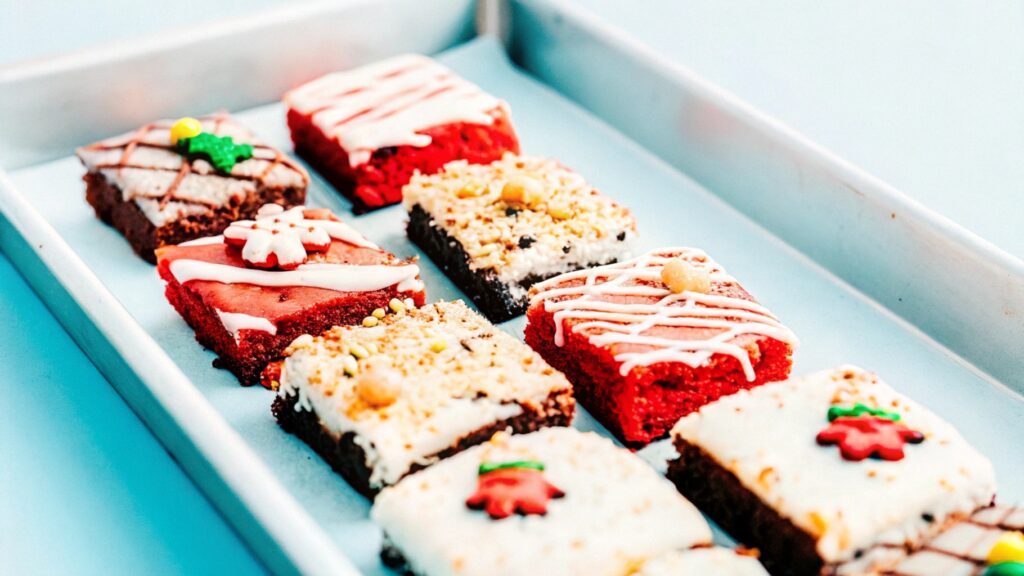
left=224, top=204, right=332, bottom=270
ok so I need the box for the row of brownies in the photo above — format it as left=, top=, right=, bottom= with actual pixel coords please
left=75, top=54, right=1023, bottom=575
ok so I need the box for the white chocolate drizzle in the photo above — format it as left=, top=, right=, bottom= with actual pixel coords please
left=529, top=248, right=797, bottom=380
left=223, top=204, right=377, bottom=268
left=168, top=259, right=422, bottom=294
left=215, top=309, right=277, bottom=341
left=284, top=54, right=505, bottom=167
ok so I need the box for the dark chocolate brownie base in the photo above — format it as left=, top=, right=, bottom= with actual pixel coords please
left=407, top=204, right=616, bottom=323
left=380, top=537, right=416, bottom=575
left=668, top=439, right=827, bottom=576
left=272, top=389, right=575, bottom=499
left=84, top=172, right=305, bottom=263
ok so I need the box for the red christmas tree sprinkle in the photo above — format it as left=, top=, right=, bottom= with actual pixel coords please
left=816, top=416, right=924, bottom=461
left=466, top=461, right=564, bottom=519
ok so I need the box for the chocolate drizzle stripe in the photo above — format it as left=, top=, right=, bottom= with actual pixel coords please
left=83, top=114, right=309, bottom=213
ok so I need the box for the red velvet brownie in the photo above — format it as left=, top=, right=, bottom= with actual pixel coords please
left=371, top=427, right=717, bottom=576
left=525, top=247, right=796, bottom=446
left=77, top=114, right=308, bottom=262
left=156, top=203, right=425, bottom=385
left=271, top=301, right=574, bottom=498
left=284, top=54, right=519, bottom=212
left=668, top=366, right=998, bottom=575
left=404, top=154, right=637, bottom=322
left=882, top=503, right=1024, bottom=575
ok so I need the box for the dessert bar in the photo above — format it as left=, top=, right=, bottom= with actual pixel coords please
left=156, top=203, right=424, bottom=385
left=271, top=300, right=574, bottom=497
left=525, top=247, right=796, bottom=445
left=404, top=154, right=636, bottom=322
left=668, top=366, right=997, bottom=575
left=285, top=54, right=519, bottom=212
left=882, top=503, right=1024, bottom=575
left=371, top=427, right=715, bottom=576
left=77, top=114, right=308, bottom=262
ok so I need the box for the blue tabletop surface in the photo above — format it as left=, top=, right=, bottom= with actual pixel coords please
left=0, top=251, right=264, bottom=575
left=2, top=1, right=1021, bottom=574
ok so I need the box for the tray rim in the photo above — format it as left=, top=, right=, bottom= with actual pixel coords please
left=506, top=0, right=1024, bottom=392
left=1, top=1, right=1022, bottom=575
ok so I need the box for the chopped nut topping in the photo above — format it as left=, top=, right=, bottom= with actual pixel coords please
left=500, top=175, right=544, bottom=207
left=355, top=364, right=403, bottom=408
left=402, top=154, right=636, bottom=284
left=661, top=257, right=711, bottom=294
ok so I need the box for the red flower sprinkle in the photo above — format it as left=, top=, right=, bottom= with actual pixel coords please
left=816, top=416, right=924, bottom=461
left=466, top=467, right=564, bottom=519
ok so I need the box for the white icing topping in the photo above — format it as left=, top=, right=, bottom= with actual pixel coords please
left=215, top=309, right=276, bottom=342
left=76, top=115, right=308, bottom=227
left=671, top=366, right=997, bottom=569
left=284, top=54, right=505, bottom=167
left=168, top=259, right=421, bottom=294
left=277, top=301, right=571, bottom=488
left=371, top=428, right=712, bottom=576
left=529, top=247, right=797, bottom=380
left=179, top=235, right=224, bottom=247
left=223, top=204, right=377, bottom=269
left=636, top=548, right=769, bottom=575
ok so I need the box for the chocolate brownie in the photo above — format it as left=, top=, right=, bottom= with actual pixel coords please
left=271, top=300, right=575, bottom=496
left=371, top=427, right=715, bottom=575
left=403, top=154, right=636, bottom=322
left=668, top=366, right=997, bottom=575
left=77, top=114, right=308, bottom=262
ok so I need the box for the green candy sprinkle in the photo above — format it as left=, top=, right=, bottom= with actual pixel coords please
left=176, top=132, right=253, bottom=173
left=478, top=460, right=545, bottom=475
left=827, top=403, right=902, bottom=422
left=985, top=562, right=1024, bottom=576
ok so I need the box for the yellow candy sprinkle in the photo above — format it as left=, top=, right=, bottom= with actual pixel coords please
left=372, top=308, right=387, bottom=319
left=170, top=117, right=202, bottom=145
left=430, top=340, right=447, bottom=353
left=388, top=298, right=405, bottom=313
left=361, top=316, right=379, bottom=328
left=988, top=531, right=1024, bottom=564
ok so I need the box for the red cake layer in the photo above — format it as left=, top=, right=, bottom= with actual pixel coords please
left=157, top=228, right=425, bottom=386
left=287, top=107, right=519, bottom=212
left=524, top=255, right=794, bottom=446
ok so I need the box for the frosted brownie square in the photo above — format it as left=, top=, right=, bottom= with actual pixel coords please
left=271, top=300, right=574, bottom=497
left=525, top=247, right=796, bottom=446
left=156, top=204, right=424, bottom=385
left=77, top=114, right=308, bottom=262
left=403, top=153, right=636, bottom=322
left=668, top=366, right=997, bottom=575
left=284, top=54, right=519, bottom=212
left=371, top=427, right=714, bottom=576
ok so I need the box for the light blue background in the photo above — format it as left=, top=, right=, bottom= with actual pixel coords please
left=2, top=1, right=1021, bottom=574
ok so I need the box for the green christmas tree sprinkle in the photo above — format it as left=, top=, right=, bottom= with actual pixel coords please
left=478, top=460, right=545, bottom=475
left=985, top=562, right=1024, bottom=576
left=827, top=403, right=902, bottom=422
left=176, top=132, right=253, bottom=173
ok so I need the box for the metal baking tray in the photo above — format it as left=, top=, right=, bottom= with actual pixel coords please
left=1, top=1, right=1021, bottom=574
